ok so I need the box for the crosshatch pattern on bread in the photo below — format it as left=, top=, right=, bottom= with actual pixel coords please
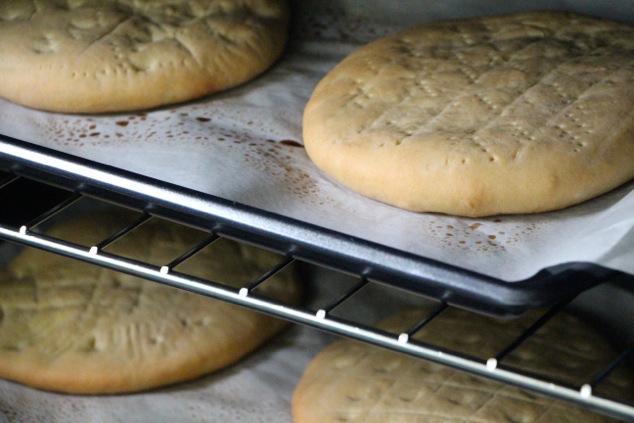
left=0, top=0, right=289, bottom=113
left=0, top=212, right=303, bottom=394
left=292, top=306, right=634, bottom=423
left=303, top=12, right=634, bottom=217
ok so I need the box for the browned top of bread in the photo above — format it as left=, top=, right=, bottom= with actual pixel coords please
left=293, top=306, right=633, bottom=422
left=0, top=212, right=302, bottom=394
left=0, top=0, right=289, bottom=113
left=303, top=11, right=634, bottom=217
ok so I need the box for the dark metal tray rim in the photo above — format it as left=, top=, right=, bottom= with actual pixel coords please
left=0, top=134, right=621, bottom=316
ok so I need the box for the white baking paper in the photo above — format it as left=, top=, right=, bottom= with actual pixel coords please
left=1, top=1, right=633, bottom=286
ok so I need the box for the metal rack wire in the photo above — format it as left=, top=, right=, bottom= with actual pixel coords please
left=0, top=170, right=632, bottom=421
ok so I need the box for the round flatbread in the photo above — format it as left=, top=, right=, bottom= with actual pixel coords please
left=293, top=306, right=633, bottom=422
left=0, top=212, right=302, bottom=394
left=0, top=0, right=289, bottom=113
left=303, top=12, right=634, bottom=217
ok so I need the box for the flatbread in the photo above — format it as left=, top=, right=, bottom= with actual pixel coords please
left=293, top=306, right=633, bottom=422
left=0, top=211, right=302, bottom=394
left=0, top=0, right=289, bottom=113
left=303, top=12, right=634, bottom=217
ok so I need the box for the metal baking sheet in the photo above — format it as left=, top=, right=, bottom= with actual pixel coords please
left=1, top=1, right=633, bottom=314
left=0, top=137, right=625, bottom=317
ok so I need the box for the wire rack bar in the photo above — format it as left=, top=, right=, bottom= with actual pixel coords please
left=316, top=275, right=370, bottom=318
left=243, top=255, right=295, bottom=293
left=21, top=193, right=82, bottom=230
left=0, top=222, right=632, bottom=421
left=589, top=345, right=634, bottom=390
left=0, top=172, right=18, bottom=189
left=93, top=213, right=153, bottom=251
left=493, top=299, right=572, bottom=363
left=401, top=302, right=449, bottom=340
left=163, top=234, right=220, bottom=271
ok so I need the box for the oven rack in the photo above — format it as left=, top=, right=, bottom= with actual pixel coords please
left=0, top=169, right=633, bottom=421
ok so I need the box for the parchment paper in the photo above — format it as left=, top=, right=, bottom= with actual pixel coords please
left=1, top=1, right=633, bottom=283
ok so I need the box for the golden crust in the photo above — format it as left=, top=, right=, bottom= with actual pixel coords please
left=0, top=212, right=302, bottom=394
left=293, top=306, right=633, bottom=422
left=303, top=11, right=634, bottom=217
left=0, top=0, right=289, bottom=113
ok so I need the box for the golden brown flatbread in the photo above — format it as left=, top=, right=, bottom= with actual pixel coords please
left=293, top=306, right=633, bottom=422
left=303, top=12, right=634, bottom=217
left=0, top=211, right=302, bottom=394
left=0, top=0, right=289, bottom=113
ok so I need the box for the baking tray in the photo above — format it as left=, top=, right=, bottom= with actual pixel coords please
left=0, top=133, right=623, bottom=317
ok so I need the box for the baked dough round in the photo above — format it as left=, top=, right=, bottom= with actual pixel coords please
left=0, top=212, right=302, bottom=394
left=0, top=0, right=289, bottom=113
left=293, top=306, right=633, bottom=422
left=303, top=12, right=634, bottom=217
